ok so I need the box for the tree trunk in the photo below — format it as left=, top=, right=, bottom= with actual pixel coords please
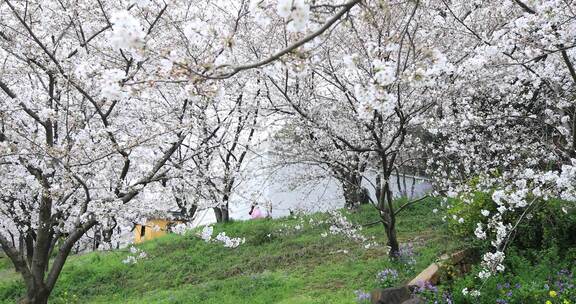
left=186, top=204, right=198, bottom=220
left=342, top=181, right=359, bottom=209
left=222, top=206, right=229, bottom=222
left=21, top=286, right=50, bottom=304
left=384, top=222, right=400, bottom=258
left=342, top=173, right=366, bottom=209
left=214, top=193, right=231, bottom=223
left=213, top=207, right=223, bottom=223
left=213, top=204, right=230, bottom=223
left=376, top=172, right=401, bottom=258
left=175, top=196, right=198, bottom=222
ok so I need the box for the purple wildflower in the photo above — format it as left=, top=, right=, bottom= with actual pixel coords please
left=354, top=290, right=370, bottom=303
left=376, top=268, right=398, bottom=285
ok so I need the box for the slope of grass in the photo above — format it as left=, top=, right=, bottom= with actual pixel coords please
left=0, top=199, right=459, bottom=304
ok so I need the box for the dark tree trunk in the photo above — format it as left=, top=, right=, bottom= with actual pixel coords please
left=175, top=196, right=198, bottom=222
left=213, top=204, right=230, bottom=223
left=213, top=207, right=223, bottom=223
left=342, top=181, right=360, bottom=209
left=214, top=192, right=231, bottom=223
left=342, top=173, right=368, bottom=209
left=22, top=286, right=50, bottom=304
left=221, top=206, right=229, bottom=222
left=92, top=228, right=101, bottom=251
left=186, top=204, right=198, bottom=220
left=383, top=221, right=400, bottom=258
left=1, top=219, right=97, bottom=304
left=376, top=172, right=401, bottom=258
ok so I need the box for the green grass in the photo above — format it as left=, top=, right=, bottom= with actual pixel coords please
left=0, top=198, right=459, bottom=304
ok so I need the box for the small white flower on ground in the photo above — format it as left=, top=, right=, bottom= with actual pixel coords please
left=200, top=226, right=213, bottom=242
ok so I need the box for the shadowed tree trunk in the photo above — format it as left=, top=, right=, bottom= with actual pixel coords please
left=213, top=203, right=230, bottom=223
left=214, top=189, right=232, bottom=223
left=175, top=195, right=199, bottom=221
left=342, top=174, right=365, bottom=209
left=376, top=173, right=401, bottom=258
left=0, top=216, right=97, bottom=304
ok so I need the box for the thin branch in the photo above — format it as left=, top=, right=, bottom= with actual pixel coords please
left=394, top=195, right=429, bottom=216
left=513, top=0, right=536, bottom=14
left=210, top=0, right=362, bottom=79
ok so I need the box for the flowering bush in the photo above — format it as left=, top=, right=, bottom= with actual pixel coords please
left=172, top=224, right=246, bottom=249
left=214, top=232, right=246, bottom=248
left=445, top=191, right=494, bottom=243
left=394, top=243, right=417, bottom=272
left=195, top=226, right=245, bottom=249
left=540, top=269, right=575, bottom=304
left=447, top=192, right=576, bottom=251
left=445, top=187, right=576, bottom=281
left=448, top=248, right=575, bottom=304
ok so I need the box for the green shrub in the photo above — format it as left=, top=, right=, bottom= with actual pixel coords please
left=447, top=192, right=576, bottom=253
left=447, top=247, right=576, bottom=304
left=513, top=199, right=576, bottom=253
left=446, top=191, right=493, bottom=241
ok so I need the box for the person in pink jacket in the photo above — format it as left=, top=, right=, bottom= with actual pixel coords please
left=249, top=203, right=264, bottom=219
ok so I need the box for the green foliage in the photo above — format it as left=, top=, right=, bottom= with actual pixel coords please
left=446, top=191, right=492, bottom=242
left=446, top=192, right=576, bottom=253
left=448, top=247, right=576, bottom=304
left=245, top=220, right=278, bottom=245
left=513, top=199, right=576, bottom=252
left=0, top=199, right=452, bottom=304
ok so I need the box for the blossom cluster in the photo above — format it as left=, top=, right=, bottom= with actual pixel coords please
left=353, top=290, right=371, bottom=303
left=198, top=225, right=245, bottom=248
left=276, top=0, right=310, bottom=32
left=171, top=224, right=246, bottom=248
left=108, top=10, right=146, bottom=51
left=325, top=210, right=378, bottom=249
left=121, top=246, right=147, bottom=265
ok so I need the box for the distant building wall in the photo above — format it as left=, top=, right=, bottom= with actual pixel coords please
left=134, top=219, right=173, bottom=244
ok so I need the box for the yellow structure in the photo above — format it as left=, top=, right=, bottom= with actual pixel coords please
left=134, top=218, right=177, bottom=244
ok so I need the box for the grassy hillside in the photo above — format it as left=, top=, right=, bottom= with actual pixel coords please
left=0, top=200, right=458, bottom=304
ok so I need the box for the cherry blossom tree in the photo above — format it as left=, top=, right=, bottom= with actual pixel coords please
left=3, top=0, right=573, bottom=301
left=425, top=0, right=576, bottom=282
left=165, top=77, right=263, bottom=223
left=0, top=0, right=364, bottom=302
left=0, top=1, right=200, bottom=302
left=262, top=0, right=453, bottom=256
left=270, top=122, right=371, bottom=209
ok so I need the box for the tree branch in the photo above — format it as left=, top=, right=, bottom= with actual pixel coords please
left=210, top=0, right=362, bottom=79
left=394, top=195, right=429, bottom=216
